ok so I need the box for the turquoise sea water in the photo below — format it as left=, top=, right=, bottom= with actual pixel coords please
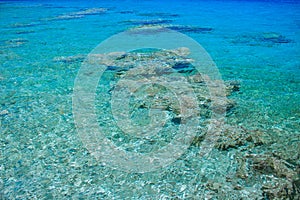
left=1, top=0, right=300, bottom=199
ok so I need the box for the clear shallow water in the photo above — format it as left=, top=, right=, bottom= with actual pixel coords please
left=0, top=0, right=299, bottom=199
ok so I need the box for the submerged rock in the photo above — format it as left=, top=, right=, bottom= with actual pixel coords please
left=246, top=153, right=300, bottom=199
left=128, top=24, right=213, bottom=34
left=119, top=10, right=136, bottom=14
left=50, top=14, right=84, bottom=21
left=86, top=47, right=241, bottom=161
left=121, top=19, right=173, bottom=26
left=167, top=25, right=213, bottom=33
left=15, top=30, right=35, bottom=35
left=223, top=132, right=300, bottom=200
left=10, top=22, right=41, bottom=28
left=213, top=126, right=271, bottom=150
left=261, top=177, right=300, bottom=200
left=5, top=38, right=29, bottom=48
left=6, top=38, right=28, bottom=44
left=249, top=154, right=297, bottom=179
left=225, top=80, right=240, bottom=96
left=261, top=32, right=292, bottom=43
left=0, top=110, right=9, bottom=116
left=72, top=8, right=108, bottom=16
left=45, top=7, right=108, bottom=21
left=172, top=61, right=195, bottom=73
left=53, top=54, right=86, bottom=63
left=231, top=32, right=292, bottom=46
left=137, top=12, right=180, bottom=18
left=214, top=125, right=251, bottom=150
